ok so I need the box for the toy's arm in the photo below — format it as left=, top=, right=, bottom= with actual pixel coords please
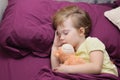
left=64, top=55, right=86, bottom=65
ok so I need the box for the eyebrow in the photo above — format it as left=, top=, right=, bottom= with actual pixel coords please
left=62, top=29, right=70, bottom=32
left=57, top=29, right=70, bottom=33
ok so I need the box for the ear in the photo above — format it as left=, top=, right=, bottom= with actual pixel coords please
left=79, top=27, right=85, bottom=35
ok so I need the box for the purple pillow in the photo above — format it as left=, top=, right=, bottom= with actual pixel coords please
left=0, top=0, right=54, bottom=58
left=114, top=0, right=120, bottom=6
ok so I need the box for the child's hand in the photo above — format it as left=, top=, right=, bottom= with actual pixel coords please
left=54, top=64, right=70, bottom=73
left=53, top=31, right=62, bottom=47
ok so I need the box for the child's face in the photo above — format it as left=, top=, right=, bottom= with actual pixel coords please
left=56, top=17, right=85, bottom=50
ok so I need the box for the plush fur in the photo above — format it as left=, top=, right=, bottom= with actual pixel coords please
left=54, top=44, right=86, bottom=65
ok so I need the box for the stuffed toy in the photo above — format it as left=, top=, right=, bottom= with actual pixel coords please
left=54, top=44, right=86, bottom=65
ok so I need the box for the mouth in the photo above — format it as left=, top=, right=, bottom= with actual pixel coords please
left=59, top=41, right=67, bottom=46
left=61, top=43, right=67, bottom=46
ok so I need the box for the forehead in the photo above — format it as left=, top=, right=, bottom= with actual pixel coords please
left=57, top=17, right=74, bottom=30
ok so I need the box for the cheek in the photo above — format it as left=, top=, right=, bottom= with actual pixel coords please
left=66, top=34, right=79, bottom=44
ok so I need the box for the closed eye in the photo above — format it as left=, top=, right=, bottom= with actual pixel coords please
left=63, top=30, right=69, bottom=35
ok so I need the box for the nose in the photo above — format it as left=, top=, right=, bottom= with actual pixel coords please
left=59, top=35, right=66, bottom=45
left=59, top=35, right=64, bottom=41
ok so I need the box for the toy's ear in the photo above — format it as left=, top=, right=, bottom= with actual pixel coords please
left=54, top=48, right=60, bottom=57
left=54, top=51, right=59, bottom=57
left=54, top=47, right=62, bottom=57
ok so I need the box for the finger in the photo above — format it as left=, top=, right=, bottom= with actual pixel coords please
left=53, top=68, right=57, bottom=71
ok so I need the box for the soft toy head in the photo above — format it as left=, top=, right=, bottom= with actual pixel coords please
left=54, top=44, right=75, bottom=63
left=61, top=44, right=75, bottom=54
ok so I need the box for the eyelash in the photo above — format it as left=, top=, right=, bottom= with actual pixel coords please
left=56, top=31, right=69, bottom=37
left=63, top=32, right=68, bottom=35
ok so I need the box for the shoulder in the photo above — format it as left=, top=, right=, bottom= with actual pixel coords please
left=85, top=37, right=105, bottom=51
left=86, top=37, right=101, bottom=42
left=86, top=37, right=104, bottom=45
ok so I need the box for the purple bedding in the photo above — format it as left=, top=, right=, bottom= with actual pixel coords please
left=0, top=0, right=120, bottom=80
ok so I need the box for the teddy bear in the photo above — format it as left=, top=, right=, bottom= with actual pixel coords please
left=54, top=44, right=86, bottom=65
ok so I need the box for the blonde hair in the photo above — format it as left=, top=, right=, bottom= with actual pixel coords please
left=52, top=5, right=92, bottom=37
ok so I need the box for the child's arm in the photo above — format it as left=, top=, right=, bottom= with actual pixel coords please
left=55, top=50, right=104, bottom=74
left=51, top=46, right=59, bottom=70
left=51, top=32, right=61, bottom=70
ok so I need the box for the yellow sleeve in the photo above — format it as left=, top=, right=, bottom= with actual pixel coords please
left=86, top=37, right=105, bottom=53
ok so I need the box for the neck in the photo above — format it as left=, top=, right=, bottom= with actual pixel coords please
left=75, top=37, right=86, bottom=51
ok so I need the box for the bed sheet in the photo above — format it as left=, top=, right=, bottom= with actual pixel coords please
left=0, top=0, right=120, bottom=80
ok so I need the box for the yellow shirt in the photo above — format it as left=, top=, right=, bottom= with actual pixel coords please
left=76, top=37, right=118, bottom=76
